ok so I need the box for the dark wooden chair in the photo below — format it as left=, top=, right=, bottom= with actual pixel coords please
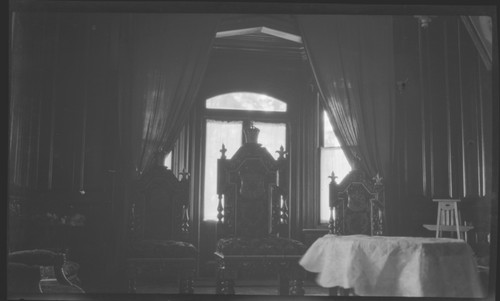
left=214, top=123, right=306, bottom=295
left=8, top=249, right=85, bottom=295
left=127, top=153, right=196, bottom=294
left=328, top=169, right=385, bottom=296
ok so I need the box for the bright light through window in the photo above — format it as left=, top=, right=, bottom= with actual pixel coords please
left=204, top=120, right=242, bottom=221
left=206, top=92, right=287, bottom=112
left=203, top=93, right=288, bottom=221
left=323, top=111, right=341, bottom=147
left=320, top=111, right=352, bottom=223
left=254, top=122, right=286, bottom=160
left=203, top=121, right=287, bottom=221
left=163, top=151, right=172, bottom=169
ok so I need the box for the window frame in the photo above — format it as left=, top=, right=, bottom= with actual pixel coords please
left=201, top=93, right=291, bottom=222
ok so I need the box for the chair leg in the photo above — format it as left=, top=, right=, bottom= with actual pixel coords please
left=289, top=279, right=305, bottom=295
left=127, top=264, right=137, bottom=293
left=178, top=268, right=195, bottom=294
left=329, top=287, right=352, bottom=296
left=215, top=259, right=235, bottom=295
left=278, top=272, right=290, bottom=295
left=328, top=287, right=339, bottom=296
left=288, top=265, right=305, bottom=296
left=216, top=279, right=235, bottom=295
left=329, top=286, right=350, bottom=296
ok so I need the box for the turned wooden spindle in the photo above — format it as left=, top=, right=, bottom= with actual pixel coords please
left=328, top=171, right=338, bottom=234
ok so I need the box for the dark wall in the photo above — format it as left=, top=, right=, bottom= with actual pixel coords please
left=200, top=50, right=307, bottom=105
left=9, top=13, right=119, bottom=196
left=392, top=16, right=495, bottom=242
left=9, top=13, right=123, bottom=291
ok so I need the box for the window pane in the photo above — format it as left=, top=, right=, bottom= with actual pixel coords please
left=323, top=111, right=341, bottom=147
left=163, top=151, right=172, bottom=169
left=320, top=148, right=352, bottom=223
left=204, top=120, right=242, bottom=221
left=206, top=92, right=287, bottom=112
left=254, top=122, right=287, bottom=160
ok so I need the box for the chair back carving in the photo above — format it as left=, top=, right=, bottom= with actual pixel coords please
left=217, top=128, right=288, bottom=239
left=129, top=166, right=190, bottom=243
left=329, top=169, right=385, bottom=236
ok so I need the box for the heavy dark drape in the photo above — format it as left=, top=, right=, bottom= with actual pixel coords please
left=112, top=13, right=220, bottom=289
left=116, top=14, right=220, bottom=176
left=298, top=15, right=396, bottom=181
left=10, top=12, right=220, bottom=290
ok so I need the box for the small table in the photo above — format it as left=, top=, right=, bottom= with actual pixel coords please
left=299, top=234, right=485, bottom=297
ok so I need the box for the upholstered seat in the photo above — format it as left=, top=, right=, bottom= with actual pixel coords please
left=216, top=237, right=305, bottom=256
left=41, top=260, right=80, bottom=284
left=10, top=249, right=81, bottom=281
left=8, top=249, right=84, bottom=294
left=9, top=249, right=65, bottom=265
left=130, top=239, right=198, bottom=258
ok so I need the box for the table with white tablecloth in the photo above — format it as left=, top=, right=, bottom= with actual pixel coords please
left=299, top=234, right=485, bottom=297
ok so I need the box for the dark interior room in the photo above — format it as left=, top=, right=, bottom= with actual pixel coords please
left=6, top=1, right=499, bottom=300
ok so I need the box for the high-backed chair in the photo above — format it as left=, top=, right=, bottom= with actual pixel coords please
left=8, top=249, right=85, bottom=295
left=127, top=153, right=196, bottom=294
left=328, top=169, right=385, bottom=295
left=423, top=199, right=474, bottom=241
left=214, top=123, right=306, bottom=295
left=328, top=169, right=385, bottom=236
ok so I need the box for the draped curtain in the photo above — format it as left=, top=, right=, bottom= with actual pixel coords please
left=461, top=16, right=493, bottom=70
left=116, top=14, right=220, bottom=176
left=297, top=15, right=396, bottom=180
left=109, top=14, right=221, bottom=288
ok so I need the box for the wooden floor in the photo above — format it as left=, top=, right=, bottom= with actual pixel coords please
left=137, top=278, right=329, bottom=296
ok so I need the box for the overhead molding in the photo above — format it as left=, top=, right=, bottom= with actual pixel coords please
left=216, top=26, right=303, bottom=44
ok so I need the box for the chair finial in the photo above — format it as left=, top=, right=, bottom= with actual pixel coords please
left=373, top=173, right=383, bottom=186
left=243, top=121, right=260, bottom=144
left=220, top=144, right=227, bottom=159
left=276, top=145, right=288, bottom=159
left=328, top=171, right=338, bottom=183
left=179, top=169, right=190, bottom=180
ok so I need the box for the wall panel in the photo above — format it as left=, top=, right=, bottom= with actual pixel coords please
left=428, top=17, right=451, bottom=198
left=393, top=15, right=494, bottom=238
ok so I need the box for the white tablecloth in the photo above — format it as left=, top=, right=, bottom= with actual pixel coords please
left=299, top=234, right=485, bottom=297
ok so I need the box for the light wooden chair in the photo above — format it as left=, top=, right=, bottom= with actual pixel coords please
left=423, top=199, right=474, bottom=241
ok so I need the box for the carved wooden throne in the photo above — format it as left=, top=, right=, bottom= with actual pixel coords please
left=328, top=169, right=385, bottom=295
left=127, top=152, right=196, bottom=294
left=214, top=123, right=306, bottom=295
left=329, top=169, right=385, bottom=236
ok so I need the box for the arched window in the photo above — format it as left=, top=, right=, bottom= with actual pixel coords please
left=206, top=92, right=287, bottom=112
left=203, top=92, right=288, bottom=221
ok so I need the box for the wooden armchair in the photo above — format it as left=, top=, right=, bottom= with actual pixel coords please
left=328, top=169, right=385, bottom=295
left=8, top=249, right=84, bottom=295
left=126, top=154, right=196, bottom=294
left=214, top=123, right=306, bottom=295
